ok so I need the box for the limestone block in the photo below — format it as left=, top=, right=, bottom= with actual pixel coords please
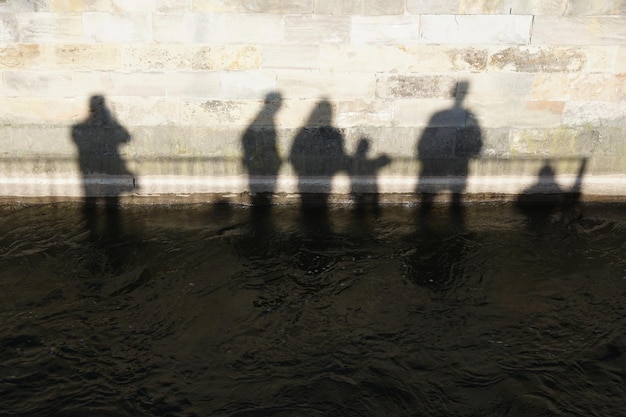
left=0, top=14, right=18, bottom=43
left=17, top=13, right=85, bottom=43
left=363, top=0, right=404, bottom=15
left=153, top=13, right=284, bottom=43
left=48, top=0, right=85, bottom=12
left=336, top=100, right=394, bottom=127
left=420, top=15, right=533, bottom=45
left=509, top=0, right=567, bottom=15
left=122, top=44, right=261, bottom=71
left=193, top=0, right=313, bottom=13
left=406, top=0, right=512, bottom=15
left=108, top=97, right=180, bottom=126
left=262, top=44, right=320, bottom=69
left=51, top=44, right=121, bottom=70
left=375, top=75, right=456, bottom=99
left=163, top=71, right=222, bottom=98
left=2, top=71, right=73, bottom=97
left=488, top=46, right=586, bottom=73
left=463, top=72, right=536, bottom=101
left=109, top=0, right=155, bottom=11
left=9, top=125, right=74, bottom=155
left=0, top=1, right=39, bottom=12
left=531, top=16, right=626, bottom=45
left=0, top=44, right=41, bottom=69
left=73, top=71, right=169, bottom=97
left=321, top=45, right=487, bottom=72
left=582, top=46, right=620, bottom=72
left=82, top=0, right=114, bottom=11
left=221, top=71, right=277, bottom=99
left=562, top=101, right=626, bottom=127
left=509, top=128, right=589, bottom=157
left=616, top=46, right=626, bottom=72
left=277, top=70, right=376, bottom=99
left=565, top=0, right=626, bottom=15
left=475, top=128, right=511, bottom=158
left=0, top=97, right=83, bottom=125
left=179, top=99, right=261, bottom=127
left=532, top=73, right=625, bottom=101
left=315, top=0, right=364, bottom=15
left=155, top=0, right=191, bottom=12
left=284, top=15, right=350, bottom=44
left=83, top=13, right=152, bottom=42
left=393, top=99, right=466, bottom=128
left=469, top=99, right=563, bottom=129
left=351, top=16, right=420, bottom=44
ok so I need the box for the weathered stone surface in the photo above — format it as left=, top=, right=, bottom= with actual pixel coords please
left=17, top=13, right=85, bottom=43
left=179, top=99, right=260, bottom=127
left=262, top=44, right=320, bottom=69
left=9, top=125, right=74, bottom=155
left=0, top=0, right=39, bottom=12
left=48, top=0, right=85, bottom=12
left=336, top=100, right=394, bottom=127
left=0, top=97, right=83, bottom=125
left=351, top=16, right=420, bottom=44
left=488, top=46, right=586, bottom=72
left=407, top=0, right=512, bottom=15
left=73, top=71, right=169, bottom=97
left=393, top=99, right=466, bottom=127
left=122, top=44, right=261, bottom=71
left=314, top=0, right=363, bottom=15
left=0, top=44, right=41, bottom=68
left=420, top=15, right=533, bottom=45
left=83, top=13, right=151, bottom=42
left=0, top=13, right=18, bottom=43
left=221, top=71, right=276, bottom=99
left=562, top=101, right=626, bottom=127
left=463, top=73, right=535, bottom=101
left=616, top=46, right=626, bottom=72
left=284, top=15, right=350, bottom=44
left=162, top=72, right=222, bottom=98
left=363, top=0, right=404, bottom=15
left=468, top=99, right=563, bottom=129
left=565, top=0, right=626, bottom=16
left=108, top=97, right=180, bottom=127
left=321, top=45, right=487, bottom=72
left=531, top=16, right=626, bottom=45
left=193, top=0, right=313, bottom=13
left=155, top=0, right=190, bottom=12
left=51, top=44, right=121, bottom=70
left=509, top=128, right=580, bottom=157
left=532, top=73, right=625, bottom=101
left=2, top=71, right=73, bottom=97
left=509, top=0, right=567, bottom=15
left=278, top=71, right=375, bottom=99
left=376, top=75, right=456, bottom=99
left=581, top=46, right=619, bottom=72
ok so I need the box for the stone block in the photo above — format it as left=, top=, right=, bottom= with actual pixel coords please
left=321, top=45, right=486, bottom=72
left=336, top=100, right=394, bottom=127
left=9, top=125, right=74, bottom=155
left=0, top=1, right=39, bottom=12
left=0, top=14, right=18, bottom=43
left=221, top=71, right=277, bottom=99
left=277, top=71, right=376, bottom=99
left=0, top=97, right=83, bottom=125
left=476, top=127, right=511, bottom=158
left=122, top=44, right=261, bottom=71
left=153, top=13, right=284, bottom=43
left=393, top=99, right=466, bottom=128
left=363, top=0, right=404, bottom=15
left=315, top=0, right=364, bottom=15
left=420, top=15, right=533, bottom=45
left=193, top=0, right=314, bottom=13
left=509, top=128, right=586, bottom=157
left=509, top=0, right=567, bottom=15
left=375, top=75, right=456, bottom=99
left=463, top=73, right=536, bottom=101
left=582, top=46, right=620, bottom=72
left=48, top=0, right=85, bottom=12
left=407, top=0, right=512, bottom=15
left=0, top=44, right=41, bottom=69
left=163, top=72, right=222, bottom=98
left=2, top=71, right=74, bottom=97
left=488, top=46, right=586, bottom=72
left=565, top=0, right=626, bottom=15
left=179, top=99, right=260, bottom=127
left=345, top=126, right=417, bottom=158
left=83, top=13, right=152, bottom=42
left=109, top=0, right=154, bottom=11
left=351, top=15, right=420, bottom=44
left=284, top=15, right=350, bottom=44
left=51, top=44, right=121, bottom=70
left=82, top=0, right=114, bottom=11
left=531, top=16, right=626, bottom=45
left=73, top=71, right=169, bottom=97
left=262, top=44, right=320, bottom=69
left=562, top=101, right=626, bottom=127
left=155, top=0, right=191, bottom=12
left=468, top=99, right=563, bottom=129
left=108, top=97, right=180, bottom=126
left=532, top=73, right=625, bottom=101
left=17, top=13, right=85, bottom=43
left=616, top=46, right=626, bottom=73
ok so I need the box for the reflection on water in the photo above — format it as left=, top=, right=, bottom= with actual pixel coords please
left=0, top=202, right=625, bottom=416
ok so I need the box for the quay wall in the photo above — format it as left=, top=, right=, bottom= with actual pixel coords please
left=1, top=0, right=625, bottom=203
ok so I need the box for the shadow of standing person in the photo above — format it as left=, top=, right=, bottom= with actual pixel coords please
left=289, top=99, right=348, bottom=236
left=349, top=137, right=391, bottom=218
left=241, top=92, right=283, bottom=234
left=72, top=95, right=135, bottom=241
left=416, top=80, right=482, bottom=231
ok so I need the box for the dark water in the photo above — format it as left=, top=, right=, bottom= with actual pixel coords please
left=1, top=202, right=625, bottom=417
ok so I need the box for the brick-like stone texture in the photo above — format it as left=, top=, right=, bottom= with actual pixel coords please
left=17, top=13, right=85, bottom=43
left=488, top=46, right=586, bottom=72
left=51, top=44, right=121, bottom=70
left=531, top=16, right=626, bottom=45
left=0, top=44, right=41, bottom=69
left=407, top=0, right=512, bottom=15
left=193, top=0, right=314, bottom=13
left=351, top=16, right=420, bottom=44
left=420, top=15, right=533, bottom=45
left=565, top=0, right=626, bottom=16
left=376, top=75, right=457, bottom=99
left=284, top=15, right=350, bottom=44
left=533, top=73, right=626, bottom=101
left=83, top=13, right=152, bottom=42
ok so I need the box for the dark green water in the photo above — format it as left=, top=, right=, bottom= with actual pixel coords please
left=0, top=202, right=625, bottom=417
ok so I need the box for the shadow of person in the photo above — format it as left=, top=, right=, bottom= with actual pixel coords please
left=416, top=80, right=482, bottom=231
left=289, top=99, right=348, bottom=236
left=72, top=95, right=135, bottom=242
left=241, top=92, right=283, bottom=234
left=348, top=137, right=391, bottom=218
left=516, top=158, right=587, bottom=229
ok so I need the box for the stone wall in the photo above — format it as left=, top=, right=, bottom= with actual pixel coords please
left=1, top=0, right=625, bottom=201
